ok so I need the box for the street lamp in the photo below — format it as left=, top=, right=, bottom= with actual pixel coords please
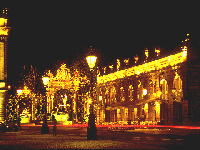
left=17, top=89, right=22, bottom=130
left=41, top=76, right=49, bottom=134
left=42, top=77, right=50, bottom=86
left=17, top=90, right=22, bottom=96
left=86, top=49, right=97, bottom=140
left=86, top=55, right=97, bottom=70
left=143, top=88, right=147, bottom=96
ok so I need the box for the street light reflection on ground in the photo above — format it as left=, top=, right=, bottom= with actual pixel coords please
left=20, top=123, right=200, bottom=130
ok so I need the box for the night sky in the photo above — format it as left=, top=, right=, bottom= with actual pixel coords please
left=2, top=2, right=199, bottom=88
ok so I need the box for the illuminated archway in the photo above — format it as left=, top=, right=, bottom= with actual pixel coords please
left=160, top=79, right=168, bottom=100
left=110, top=85, right=116, bottom=103
left=173, top=72, right=183, bottom=102
left=44, top=64, right=87, bottom=122
left=54, top=89, right=73, bottom=121
left=128, top=85, right=133, bottom=101
left=137, top=81, right=142, bottom=100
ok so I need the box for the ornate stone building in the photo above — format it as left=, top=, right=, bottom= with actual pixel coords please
left=95, top=35, right=199, bottom=125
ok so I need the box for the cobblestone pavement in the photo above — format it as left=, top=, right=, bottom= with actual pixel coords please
left=0, top=126, right=199, bottom=149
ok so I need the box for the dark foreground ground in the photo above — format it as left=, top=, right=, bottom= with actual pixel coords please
left=1, top=125, right=200, bottom=149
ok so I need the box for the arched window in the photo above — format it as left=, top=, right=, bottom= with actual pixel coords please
left=105, top=88, right=109, bottom=104
left=120, top=86, right=125, bottom=102
left=149, top=80, right=154, bottom=99
left=110, top=85, right=116, bottom=104
left=137, top=81, right=142, bottom=100
left=128, top=85, right=134, bottom=101
left=160, top=79, right=168, bottom=100
left=173, top=73, right=183, bottom=101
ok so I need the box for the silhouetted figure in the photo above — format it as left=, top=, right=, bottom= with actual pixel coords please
left=53, top=119, right=57, bottom=136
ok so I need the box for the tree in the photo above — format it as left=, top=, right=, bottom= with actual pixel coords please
left=18, top=64, right=44, bottom=96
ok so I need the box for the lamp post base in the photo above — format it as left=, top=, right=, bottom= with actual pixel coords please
left=41, top=125, right=49, bottom=134
left=87, top=114, right=97, bottom=140
left=87, top=126, right=97, bottom=140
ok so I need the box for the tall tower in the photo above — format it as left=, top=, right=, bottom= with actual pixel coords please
left=0, top=9, right=11, bottom=122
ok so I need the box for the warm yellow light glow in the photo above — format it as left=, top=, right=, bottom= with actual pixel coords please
left=99, top=96, right=102, bottom=101
left=0, top=28, right=10, bottom=35
left=109, top=65, right=113, bottom=71
left=145, top=49, right=149, bottom=58
left=88, top=98, right=92, bottom=104
left=0, top=18, right=7, bottom=26
left=143, top=89, right=147, bottom=95
left=160, top=79, right=165, bottom=83
left=42, top=76, right=50, bottom=86
left=0, top=18, right=10, bottom=35
left=134, top=55, right=138, bottom=64
left=174, top=72, right=179, bottom=80
left=117, top=59, right=120, bottom=71
left=0, top=82, right=5, bottom=88
left=86, top=55, right=97, bottom=69
left=17, top=86, right=31, bottom=96
left=41, top=64, right=82, bottom=114
left=155, top=49, right=160, bottom=56
left=17, top=90, right=22, bottom=96
left=155, top=101, right=160, bottom=121
left=97, top=50, right=187, bottom=84
left=145, top=103, right=148, bottom=107
left=134, top=108, right=137, bottom=117
left=23, top=86, right=31, bottom=96
left=103, top=67, right=106, bottom=73
left=182, top=46, right=187, bottom=57
left=124, top=59, right=129, bottom=66
left=144, top=103, right=148, bottom=118
left=156, top=91, right=162, bottom=98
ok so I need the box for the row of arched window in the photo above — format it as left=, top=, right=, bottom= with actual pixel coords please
left=98, top=73, right=183, bottom=105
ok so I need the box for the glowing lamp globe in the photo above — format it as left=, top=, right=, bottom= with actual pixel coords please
left=17, top=90, right=22, bottom=96
left=42, top=76, right=50, bottom=86
left=143, top=89, right=147, bottom=95
left=86, top=55, right=97, bottom=69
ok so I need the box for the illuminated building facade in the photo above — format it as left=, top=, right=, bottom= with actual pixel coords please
left=41, top=38, right=199, bottom=125
left=0, top=12, right=11, bottom=122
left=96, top=35, right=199, bottom=125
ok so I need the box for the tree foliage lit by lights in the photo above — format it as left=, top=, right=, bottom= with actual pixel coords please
left=18, top=64, right=44, bottom=96
left=6, top=64, right=47, bottom=123
left=69, top=46, right=101, bottom=121
left=6, top=97, right=18, bottom=123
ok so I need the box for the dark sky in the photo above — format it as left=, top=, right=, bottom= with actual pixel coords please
left=3, top=2, right=199, bottom=87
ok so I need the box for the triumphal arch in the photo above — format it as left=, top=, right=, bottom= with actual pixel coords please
left=44, top=64, right=87, bottom=122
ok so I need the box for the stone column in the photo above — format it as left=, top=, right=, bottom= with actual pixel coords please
left=128, top=108, right=132, bottom=122
left=160, top=102, right=167, bottom=125
left=148, top=103, right=152, bottom=122
left=167, top=72, right=175, bottom=125
left=182, top=100, right=189, bottom=125
left=115, top=82, right=121, bottom=103
left=124, top=79, right=129, bottom=102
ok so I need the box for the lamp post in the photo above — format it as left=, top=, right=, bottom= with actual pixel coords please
left=86, top=50, right=97, bottom=140
left=17, top=89, right=22, bottom=130
left=41, top=76, right=49, bottom=134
